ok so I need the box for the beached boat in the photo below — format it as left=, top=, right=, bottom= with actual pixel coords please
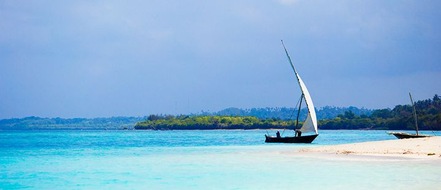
left=265, top=41, right=318, bottom=143
left=388, top=93, right=432, bottom=139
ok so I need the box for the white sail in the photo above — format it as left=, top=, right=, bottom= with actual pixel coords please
left=296, top=73, right=318, bottom=134
left=282, top=41, right=318, bottom=134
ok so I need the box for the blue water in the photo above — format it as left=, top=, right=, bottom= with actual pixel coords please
left=1, top=130, right=440, bottom=189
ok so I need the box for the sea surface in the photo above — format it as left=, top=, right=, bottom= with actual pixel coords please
left=1, top=130, right=440, bottom=189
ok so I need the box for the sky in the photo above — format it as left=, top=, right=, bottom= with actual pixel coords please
left=1, top=0, right=440, bottom=118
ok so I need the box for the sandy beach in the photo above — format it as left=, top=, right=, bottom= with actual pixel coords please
left=299, top=136, right=441, bottom=160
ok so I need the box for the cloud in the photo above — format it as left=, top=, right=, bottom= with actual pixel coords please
left=1, top=0, right=440, bottom=118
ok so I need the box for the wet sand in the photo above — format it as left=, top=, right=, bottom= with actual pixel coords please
left=299, top=136, right=441, bottom=160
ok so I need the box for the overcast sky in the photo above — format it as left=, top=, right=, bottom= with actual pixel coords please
left=1, top=0, right=440, bottom=118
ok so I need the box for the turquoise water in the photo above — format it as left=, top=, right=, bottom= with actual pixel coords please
left=1, top=130, right=440, bottom=189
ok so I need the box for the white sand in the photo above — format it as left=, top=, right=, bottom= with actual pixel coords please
left=299, top=136, right=441, bottom=159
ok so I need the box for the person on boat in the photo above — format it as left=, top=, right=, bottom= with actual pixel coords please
left=276, top=131, right=281, bottom=138
left=295, top=129, right=302, bottom=137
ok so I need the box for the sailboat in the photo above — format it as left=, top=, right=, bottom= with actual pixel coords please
left=388, top=93, right=432, bottom=139
left=265, top=41, right=318, bottom=143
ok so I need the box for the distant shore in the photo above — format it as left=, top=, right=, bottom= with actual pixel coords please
left=299, top=136, right=441, bottom=160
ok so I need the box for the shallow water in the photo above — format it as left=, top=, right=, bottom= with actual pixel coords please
left=1, top=130, right=440, bottom=189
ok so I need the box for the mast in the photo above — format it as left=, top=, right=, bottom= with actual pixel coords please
left=295, top=94, right=303, bottom=129
left=409, top=93, right=419, bottom=136
left=281, top=40, right=318, bottom=134
left=281, top=40, right=299, bottom=84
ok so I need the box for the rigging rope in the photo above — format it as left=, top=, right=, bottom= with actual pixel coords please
left=281, top=94, right=303, bottom=136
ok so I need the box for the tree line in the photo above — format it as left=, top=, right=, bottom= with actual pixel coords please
left=135, top=115, right=298, bottom=130
left=320, top=94, right=441, bottom=130
left=136, top=95, right=441, bottom=130
left=1, top=95, right=439, bottom=130
left=206, top=106, right=372, bottom=120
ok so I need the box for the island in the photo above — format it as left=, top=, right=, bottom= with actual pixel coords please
left=1, top=94, right=439, bottom=131
left=135, top=95, right=441, bottom=130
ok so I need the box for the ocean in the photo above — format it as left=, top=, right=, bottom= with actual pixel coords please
left=1, top=130, right=440, bottom=189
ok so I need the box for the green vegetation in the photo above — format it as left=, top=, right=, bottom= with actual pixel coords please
left=1, top=95, right=439, bottom=131
left=136, top=95, right=441, bottom=131
left=135, top=115, right=297, bottom=130
left=320, top=95, right=441, bottom=130
left=208, top=106, right=372, bottom=120
left=0, top=106, right=370, bottom=130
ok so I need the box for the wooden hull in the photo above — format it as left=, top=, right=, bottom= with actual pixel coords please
left=265, top=134, right=318, bottom=143
left=388, top=132, right=431, bottom=139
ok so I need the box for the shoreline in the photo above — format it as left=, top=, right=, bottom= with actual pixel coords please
left=297, top=136, right=441, bottom=160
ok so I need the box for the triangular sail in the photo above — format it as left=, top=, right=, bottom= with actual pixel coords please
left=296, top=74, right=318, bottom=134
left=282, top=41, right=318, bottom=134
